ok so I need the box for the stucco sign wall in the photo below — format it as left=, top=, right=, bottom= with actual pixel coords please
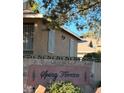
left=27, top=64, right=92, bottom=87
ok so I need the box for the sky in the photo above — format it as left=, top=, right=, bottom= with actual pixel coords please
left=35, top=0, right=89, bottom=37
left=64, top=18, right=89, bottom=36
left=24, top=0, right=100, bottom=37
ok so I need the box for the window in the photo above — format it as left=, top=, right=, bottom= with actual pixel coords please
left=89, top=41, right=93, bottom=48
left=69, top=39, right=75, bottom=57
left=23, top=23, right=34, bottom=54
left=48, top=30, right=55, bottom=53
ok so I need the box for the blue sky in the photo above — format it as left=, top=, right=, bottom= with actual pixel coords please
left=24, top=0, right=100, bottom=37
left=64, top=17, right=89, bottom=36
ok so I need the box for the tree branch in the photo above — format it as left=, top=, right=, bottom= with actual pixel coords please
left=78, top=1, right=101, bottom=13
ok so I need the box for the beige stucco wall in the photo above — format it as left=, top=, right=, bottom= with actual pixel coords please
left=23, top=58, right=94, bottom=93
left=23, top=18, right=79, bottom=57
left=91, top=62, right=101, bottom=81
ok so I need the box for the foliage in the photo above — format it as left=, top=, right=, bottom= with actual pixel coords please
left=29, top=0, right=39, bottom=13
left=81, top=29, right=101, bottom=39
left=46, top=81, right=82, bottom=93
left=28, top=0, right=101, bottom=33
left=83, top=52, right=101, bottom=62
left=95, top=80, right=101, bottom=88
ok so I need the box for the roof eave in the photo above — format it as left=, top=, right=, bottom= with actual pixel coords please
left=23, top=13, right=83, bottom=41
left=60, top=26, right=83, bottom=41
left=23, top=13, right=44, bottom=18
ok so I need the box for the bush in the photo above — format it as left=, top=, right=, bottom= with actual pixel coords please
left=46, top=81, right=82, bottom=93
left=95, top=81, right=101, bottom=88
left=82, top=52, right=101, bottom=62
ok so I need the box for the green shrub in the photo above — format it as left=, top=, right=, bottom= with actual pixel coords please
left=95, top=80, right=101, bottom=88
left=46, top=81, right=82, bottom=93
left=83, top=52, right=101, bottom=62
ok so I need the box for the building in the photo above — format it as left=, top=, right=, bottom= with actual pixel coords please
left=23, top=1, right=82, bottom=57
left=77, top=37, right=101, bottom=57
